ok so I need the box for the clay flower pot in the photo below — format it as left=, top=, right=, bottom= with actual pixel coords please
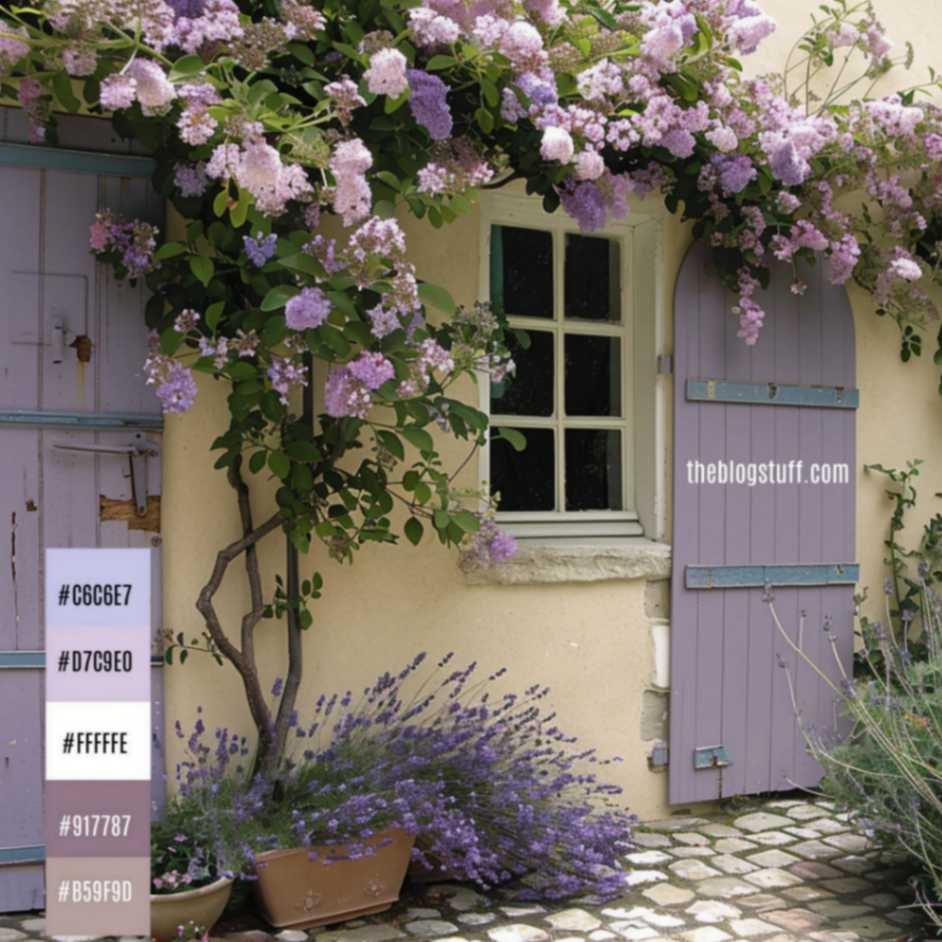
left=150, top=875, right=233, bottom=942
left=253, top=828, right=415, bottom=930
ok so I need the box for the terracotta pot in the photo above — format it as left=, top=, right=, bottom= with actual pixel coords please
left=253, top=828, right=415, bottom=930
left=150, top=876, right=233, bottom=942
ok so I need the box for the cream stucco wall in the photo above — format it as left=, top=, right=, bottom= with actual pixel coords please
left=162, top=0, right=942, bottom=822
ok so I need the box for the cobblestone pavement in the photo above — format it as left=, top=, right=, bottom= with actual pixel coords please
left=0, top=796, right=927, bottom=942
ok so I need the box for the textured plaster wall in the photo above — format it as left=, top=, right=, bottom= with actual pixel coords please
left=162, top=0, right=942, bottom=821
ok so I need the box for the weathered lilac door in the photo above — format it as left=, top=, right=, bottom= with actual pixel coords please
left=0, top=109, right=164, bottom=911
left=670, top=241, right=857, bottom=804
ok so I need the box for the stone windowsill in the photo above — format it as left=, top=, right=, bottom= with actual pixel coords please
left=463, top=538, right=672, bottom=586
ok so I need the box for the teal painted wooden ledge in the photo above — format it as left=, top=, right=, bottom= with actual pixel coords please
left=686, top=563, right=860, bottom=589
left=687, top=379, right=859, bottom=409
left=0, top=142, right=156, bottom=177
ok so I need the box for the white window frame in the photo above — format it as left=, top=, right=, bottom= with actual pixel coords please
left=478, top=190, right=666, bottom=541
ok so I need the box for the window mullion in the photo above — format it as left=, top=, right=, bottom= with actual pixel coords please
left=554, top=229, right=566, bottom=513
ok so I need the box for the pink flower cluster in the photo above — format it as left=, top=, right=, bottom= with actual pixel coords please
left=88, top=211, right=159, bottom=278
left=329, top=138, right=373, bottom=226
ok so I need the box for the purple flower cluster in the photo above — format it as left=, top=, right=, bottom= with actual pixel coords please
left=174, top=655, right=635, bottom=900
left=88, top=210, right=159, bottom=278
left=243, top=231, right=278, bottom=267
left=407, top=69, right=453, bottom=140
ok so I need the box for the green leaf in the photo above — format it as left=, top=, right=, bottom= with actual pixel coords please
left=425, top=55, right=456, bottom=70
left=417, top=281, right=456, bottom=314
left=227, top=361, right=257, bottom=380
left=261, top=284, right=298, bottom=311
left=279, top=253, right=325, bottom=278
left=52, top=72, right=81, bottom=112
left=205, top=300, right=225, bottom=332
left=268, top=450, right=291, bottom=480
left=433, top=509, right=450, bottom=530
left=401, top=426, right=434, bottom=452
left=155, top=242, right=187, bottom=261
left=474, top=106, right=494, bottom=133
left=376, top=430, right=404, bottom=460
left=169, top=54, right=206, bottom=79
left=384, top=89, right=411, bottom=113
left=452, top=510, right=481, bottom=532
left=247, top=79, right=278, bottom=106
left=404, top=517, right=424, bottom=545
left=495, top=426, right=527, bottom=452
left=189, top=255, right=215, bottom=287
left=230, top=188, right=251, bottom=228
left=159, top=327, right=182, bottom=356
left=249, top=450, right=267, bottom=474
left=213, top=188, right=229, bottom=218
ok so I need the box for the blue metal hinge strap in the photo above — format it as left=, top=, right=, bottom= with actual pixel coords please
left=687, top=379, right=859, bottom=409
left=0, top=142, right=156, bottom=178
left=0, top=651, right=165, bottom=669
left=686, top=563, right=859, bottom=590
left=0, top=845, right=45, bottom=865
left=0, top=409, right=163, bottom=431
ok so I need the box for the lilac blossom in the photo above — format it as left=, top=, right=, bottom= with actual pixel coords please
left=174, top=162, right=208, bottom=198
left=364, top=47, right=408, bottom=97
left=243, top=232, right=278, bottom=267
left=407, top=69, right=453, bottom=140
left=285, top=287, right=331, bottom=330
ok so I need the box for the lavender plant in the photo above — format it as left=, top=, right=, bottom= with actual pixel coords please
left=171, top=655, right=634, bottom=901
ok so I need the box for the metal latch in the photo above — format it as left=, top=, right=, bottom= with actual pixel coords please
left=53, top=437, right=158, bottom=515
left=693, top=744, right=731, bottom=770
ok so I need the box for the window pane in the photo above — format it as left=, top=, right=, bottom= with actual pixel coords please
left=490, top=427, right=555, bottom=512
left=565, top=334, right=621, bottom=417
left=491, top=225, right=553, bottom=319
left=491, top=330, right=554, bottom=417
left=565, top=430, right=623, bottom=511
left=565, top=235, right=620, bottom=322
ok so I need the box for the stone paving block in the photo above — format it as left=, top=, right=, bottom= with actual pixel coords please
left=736, top=894, right=785, bottom=911
left=458, top=913, right=496, bottom=926
left=500, top=905, right=545, bottom=917
left=486, top=925, right=550, bottom=942
left=748, top=832, right=795, bottom=847
left=633, top=832, right=673, bottom=849
left=676, top=927, right=733, bottom=942
left=624, top=870, right=668, bottom=887
left=602, top=906, right=684, bottom=929
left=407, top=907, right=443, bottom=918
left=641, top=883, right=696, bottom=906
left=728, top=917, right=779, bottom=937
left=764, top=800, right=804, bottom=809
left=686, top=900, right=742, bottom=923
left=697, top=877, right=759, bottom=899
left=544, top=909, right=602, bottom=932
left=783, top=826, right=822, bottom=839
left=860, top=892, right=897, bottom=910
left=743, top=869, right=802, bottom=890
left=831, top=856, right=875, bottom=875
left=835, top=914, right=901, bottom=939
left=671, top=847, right=717, bottom=859
left=809, top=818, right=849, bottom=836
left=713, top=854, right=758, bottom=876
left=785, top=804, right=829, bottom=821
left=781, top=885, right=833, bottom=903
left=316, top=927, right=405, bottom=942
left=823, top=834, right=870, bottom=854
left=788, top=860, right=842, bottom=880
left=820, top=877, right=872, bottom=894
left=733, top=813, right=794, bottom=833
left=700, top=824, right=743, bottom=839
left=645, top=817, right=711, bottom=832
left=674, top=832, right=711, bottom=846
left=764, top=908, right=826, bottom=933
left=404, top=919, right=459, bottom=936
left=790, top=840, right=843, bottom=860
left=807, top=900, right=874, bottom=919
left=609, top=925, right=660, bottom=941
left=746, top=850, right=799, bottom=869
left=589, top=931, right=618, bottom=941
left=669, top=859, right=722, bottom=881
left=714, top=838, right=757, bottom=854
left=627, top=850, right=674, bottom=866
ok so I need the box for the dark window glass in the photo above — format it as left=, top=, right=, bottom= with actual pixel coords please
left=565, top=235, right=620, bottom=321
left=492, top=225, right=553, bottom=319
left=491, top=330, right=554, bottom=417
left=564, top=335, right=621, bottom=416
left=565, top=430, right=623, bottom=511
left=490, top=427, right=555, bottom=512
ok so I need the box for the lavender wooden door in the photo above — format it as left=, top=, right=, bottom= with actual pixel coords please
left=0, top=109, right=164, bottom=911
left=670, top=241, right=857, bottom=804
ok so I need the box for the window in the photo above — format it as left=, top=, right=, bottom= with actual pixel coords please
left=480, top=193, right=664, bottom=540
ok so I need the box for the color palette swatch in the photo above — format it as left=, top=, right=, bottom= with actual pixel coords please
left=45, top=548, right=152, bottom=936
